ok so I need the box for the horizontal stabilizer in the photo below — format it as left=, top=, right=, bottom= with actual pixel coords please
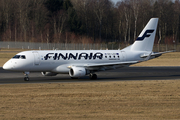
left=140, top=50, right=175, bottom=59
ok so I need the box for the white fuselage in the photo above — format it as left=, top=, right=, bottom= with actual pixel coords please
left=3, top=50, right=146, bottom=73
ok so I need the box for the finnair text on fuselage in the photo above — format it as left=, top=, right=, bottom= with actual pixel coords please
left=44, top=52, right=104, bottom=60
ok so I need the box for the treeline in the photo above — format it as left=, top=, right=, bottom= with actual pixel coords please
left=0, top=0, right=180, bottom=44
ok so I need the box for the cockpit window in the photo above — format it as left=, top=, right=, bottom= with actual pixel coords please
left=12, top=55, right=26, bottom=59
left=13, top=55, right=20, bottom=59
left=21, top=55, right=26, bottom=59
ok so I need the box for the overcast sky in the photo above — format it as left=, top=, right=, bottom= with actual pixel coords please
left=111, top=0, right=121, bottom=4
left=112, top=0, right=120, bottom=3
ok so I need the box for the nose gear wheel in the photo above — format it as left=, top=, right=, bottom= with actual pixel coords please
left=23, top=72, right=30, bottom=81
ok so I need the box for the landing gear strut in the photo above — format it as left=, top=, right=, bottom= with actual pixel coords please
left=89, top=73, right=97, bottom=80
left=24, top=72, right=30, bottom=81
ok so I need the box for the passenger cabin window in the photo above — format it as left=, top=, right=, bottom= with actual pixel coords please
left=12, top=55, right=26, bottom=59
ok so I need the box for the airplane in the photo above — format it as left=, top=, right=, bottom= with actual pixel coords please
left=2, top=18, right=173, bottom=81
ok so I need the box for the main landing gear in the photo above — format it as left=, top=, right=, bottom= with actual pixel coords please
left=89, top=73, right=97, bottom=80
left=24, top=72, right=30, bottom=81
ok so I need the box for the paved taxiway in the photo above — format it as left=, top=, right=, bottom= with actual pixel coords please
left=0, top=67, right=180, bottom=84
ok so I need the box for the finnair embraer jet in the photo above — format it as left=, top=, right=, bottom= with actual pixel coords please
left=3, top=18, right=172, bottom=81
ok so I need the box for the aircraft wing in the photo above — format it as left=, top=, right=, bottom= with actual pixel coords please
left=78, top=61, right=139, bottom=71
left=84, top=61, right=138, bottom=67
left=68, top=61, right=138, bottom=71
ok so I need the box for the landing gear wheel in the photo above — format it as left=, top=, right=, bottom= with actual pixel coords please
left=89, top=73, right=97, bottom=80
left=23, top=72, right=30, bottom=81
left=24, top=77, right=30, bottom=81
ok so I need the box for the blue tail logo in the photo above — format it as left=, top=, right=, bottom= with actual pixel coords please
left=136, top=29, right=154, bottom=41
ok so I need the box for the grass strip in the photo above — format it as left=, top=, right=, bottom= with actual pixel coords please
left=0, top=80, right=180, bottom=119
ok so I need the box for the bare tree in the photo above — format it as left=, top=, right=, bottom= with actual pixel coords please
left=131, top=0, right=140, bottom=41
left=91, top=0, right=111, bottom=40
left=14, top=0, right=31, bottom=42
left=116, top=2, right=124, bottom=42
left=71, top=0, right=91, bottom=37
left=30, top=0, right=48, bottom=42
left=0, top=0, right=14, bottom=41
left=55, top=10, right=67, bottom=43
left=172, top=0, right=180, bottom=42
left=121, top=0, right=132, bottom=44
left=0, top=0, right=179, bottom=45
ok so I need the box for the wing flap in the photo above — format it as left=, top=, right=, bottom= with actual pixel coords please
left=84, top=61, right=139, bottom=67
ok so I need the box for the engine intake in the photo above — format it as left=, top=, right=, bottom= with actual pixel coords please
left=69, top=67, right=87, bottom=77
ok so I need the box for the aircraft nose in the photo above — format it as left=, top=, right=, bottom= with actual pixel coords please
left=3, top=61, right=13, bottom=70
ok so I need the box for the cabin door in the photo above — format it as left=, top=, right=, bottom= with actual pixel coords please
left=33, top=51, right=40, bottom=65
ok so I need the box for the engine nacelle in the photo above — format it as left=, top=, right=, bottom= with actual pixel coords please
left=41, top=72, right=58, bottom=76
left=69, top=67, right=87, bottom=77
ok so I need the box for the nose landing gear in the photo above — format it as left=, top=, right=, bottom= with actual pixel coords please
left=24, top=72, right=30, bottom=81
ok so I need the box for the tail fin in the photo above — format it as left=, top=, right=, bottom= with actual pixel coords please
left=131, top=18, right=158, bottom=52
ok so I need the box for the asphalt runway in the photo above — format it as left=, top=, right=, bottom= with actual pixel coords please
left=0, top=67, right=180, bottom=84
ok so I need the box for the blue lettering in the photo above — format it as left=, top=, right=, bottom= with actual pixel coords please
left=78, top=53, right=88, bottom=60
left=44, top=52, right=103, bottom=60
left=93, top=53, right=103, bottom=59
left=53, top=53, right=58, bottom=60
left=44, top=53, right=54, bottom=60
left=69, top=53, right=78, bottom=60
left=58, top=53, right=68, bottom=60
left=89, top=53, right=93, bottom=59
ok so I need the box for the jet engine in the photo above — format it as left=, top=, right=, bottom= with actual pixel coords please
left=41, top=72, right=58, bottom=76
left=69, top=67, right=88, bottom=77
